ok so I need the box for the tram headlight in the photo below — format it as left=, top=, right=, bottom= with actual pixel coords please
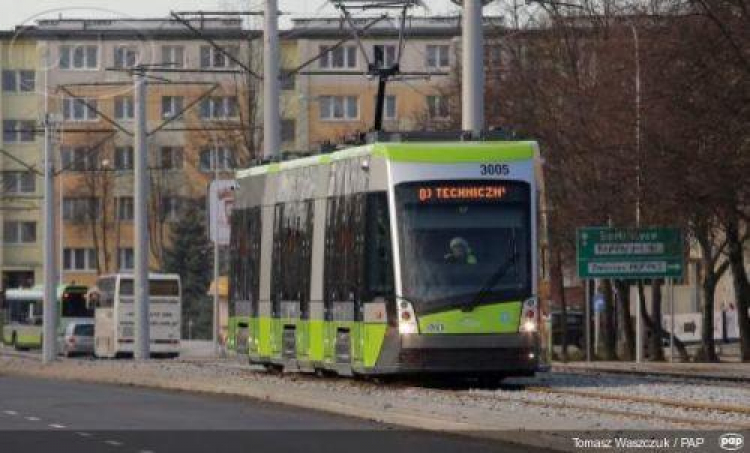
left=520, top=296, right=538, bottom=332
left=398, top=300, right=418, bottom=334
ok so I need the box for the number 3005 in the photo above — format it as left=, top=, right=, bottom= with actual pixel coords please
left=480, top=164, right=510, bottom=176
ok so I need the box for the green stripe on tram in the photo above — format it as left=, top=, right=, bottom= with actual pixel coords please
left=376, top=142, right=536, bottom=163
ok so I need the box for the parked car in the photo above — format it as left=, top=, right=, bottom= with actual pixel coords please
left=58, top=321, right=95, bottom=357
left=550, top=310, right=584, bottom=349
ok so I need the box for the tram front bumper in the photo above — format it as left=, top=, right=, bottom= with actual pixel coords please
left=368, top=332, right=541, bottom=375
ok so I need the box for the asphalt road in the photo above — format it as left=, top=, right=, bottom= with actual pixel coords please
left=0, top=375, right=543, bottom=453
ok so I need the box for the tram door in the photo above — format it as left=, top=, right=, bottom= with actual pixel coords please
left=271, top=204, right=284, bottom=357
left=273, top=202, right=314, bottom=361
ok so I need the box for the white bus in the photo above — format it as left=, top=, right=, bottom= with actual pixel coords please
left=90, top=273, right=181, bottom=358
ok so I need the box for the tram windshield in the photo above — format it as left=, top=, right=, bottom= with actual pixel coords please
left=396, top=180, right=532, bottom=313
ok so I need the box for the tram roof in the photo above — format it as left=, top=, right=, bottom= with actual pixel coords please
left=236, top=141, right=537, bottom=179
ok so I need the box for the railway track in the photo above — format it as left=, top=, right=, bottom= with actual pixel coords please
left=552, top=365, right=750, bottom=387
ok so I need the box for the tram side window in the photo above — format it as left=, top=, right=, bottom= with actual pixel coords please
left=365, top=192, right=394, bottom=298
left=324, top=192, right=366, bottom=307
left=229, top=208, right=245, bottom=313
left=270, top=201, right=314, bottom=317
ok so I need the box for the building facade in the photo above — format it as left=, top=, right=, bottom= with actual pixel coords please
left=1, top=32, right=44, bottom=288
left=31, top=18, right=255, bottom=286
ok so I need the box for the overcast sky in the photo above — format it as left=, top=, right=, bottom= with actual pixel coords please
left=0, top=1, right=480, bottom=30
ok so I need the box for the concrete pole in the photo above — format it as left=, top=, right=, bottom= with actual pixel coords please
left=42, top=115, right=57, bottom=364
left=133, top=72, right=150, bottom=360
left=213, top=162, right=220, bottom=356
left=263, top=0, right=281, bottom=159
left=462, top=0, right=485, bottom=138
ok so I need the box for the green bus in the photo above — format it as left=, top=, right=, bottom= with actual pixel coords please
left=1, top=284, right=91, bottom=350
left=228, top=138, right=543, bottom=379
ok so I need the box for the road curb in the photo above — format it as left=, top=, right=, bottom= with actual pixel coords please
left=0, top=360, right=572, bottom=452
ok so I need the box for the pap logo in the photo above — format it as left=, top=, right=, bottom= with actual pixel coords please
left=720, top=433, right=744, bottom=451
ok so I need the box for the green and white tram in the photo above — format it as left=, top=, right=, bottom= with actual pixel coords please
left=1, top=284, right=91, bottom=350
left=229, top=139, right=542, bottom=377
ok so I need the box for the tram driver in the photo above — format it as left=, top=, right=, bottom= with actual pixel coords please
left=444, top=237, right=477, bottom=265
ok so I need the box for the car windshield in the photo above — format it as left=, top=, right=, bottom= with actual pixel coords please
left=396, top=180, right=532, bottom=313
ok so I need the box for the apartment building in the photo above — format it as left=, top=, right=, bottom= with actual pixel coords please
left=25, top=17, right=256, bottom=286
left=0, top=32, right=44, bottom=288
left=0, top=14, right=503, bottom=287
left=283, top=16, right=476, bottom=150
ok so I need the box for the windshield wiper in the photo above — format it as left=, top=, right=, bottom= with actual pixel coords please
left=461, top=230, right=519, bottom=313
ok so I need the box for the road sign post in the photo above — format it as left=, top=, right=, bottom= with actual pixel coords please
left=576, top=227, right=684, bottom=363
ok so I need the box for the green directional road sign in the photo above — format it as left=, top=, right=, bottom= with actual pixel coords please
left=576, top=227, right=684, bottom=279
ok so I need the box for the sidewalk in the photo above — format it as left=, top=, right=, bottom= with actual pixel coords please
left=552, top=360, right=750, bottom=382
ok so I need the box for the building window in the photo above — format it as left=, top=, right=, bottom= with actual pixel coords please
left=62, top=97, right=98, bottom=122
left=114, top=96, right=134, bottom=120
left=427, top=95, right=450, bottom=119
left=161, top=96, right=184, bottom=120
left=426, top=44, right=450, bottom=68
left=280, top=72, right=295, bottom=91
left=319, top=96, right=358, bottom=120
left=161, top=45, right=185, bottom=68
left=60, top=45, right=98, bottom=70
left=113, top=46, right=139, bottom=69
left=3, top=221, right=36, bottom=244
left=373, top=45, right=396, bottom=68
left=116, top=196, right=134, bottom=221
left=199, top=96, right=238, bottom=120
left=2, top=171, right=35, bottom=194
left=199, top=147, right=234, bottom=172
left=63, top=197, right=100, bottom=221
left=200, top=45, right=239, bottom=68
left=160, top=146, right=183, bottom=170
left=2, top=70, right=35, bottom=92
left=114, top=146, right=134, bottom=171
left=281, top=119, right=296, bottom=142
left=374, top=95, right=397, bottom=120
left=162, top=197, right=182, bottom=222
left=118, top=248, right=134, bottom=271
left=63, top=248, right=97, bottom=271
left=61, top=146, right=98, bottom=171
left=3, top=120, right=36, bottom=143
left=319, top=45, right=357, bottom=69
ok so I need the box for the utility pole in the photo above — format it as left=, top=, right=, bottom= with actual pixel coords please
left=461, top=0, right=486, bottom=138
left=133, top=70, right=150, bottom=360
left=631, top=24, right=643, bottom=364
left=212, top=158, right=220, bottom=356
left=42, top=114, right=57, bottom=364
left=263, top=0, right=281, bottom=159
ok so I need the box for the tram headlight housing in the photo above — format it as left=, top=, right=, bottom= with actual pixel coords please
left=398, top=300, right=418, bottom=334
left=520, top=296, right=538, bottom=333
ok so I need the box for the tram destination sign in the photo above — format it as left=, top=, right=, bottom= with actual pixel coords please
left=576, top=227, right=684, bottom=279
